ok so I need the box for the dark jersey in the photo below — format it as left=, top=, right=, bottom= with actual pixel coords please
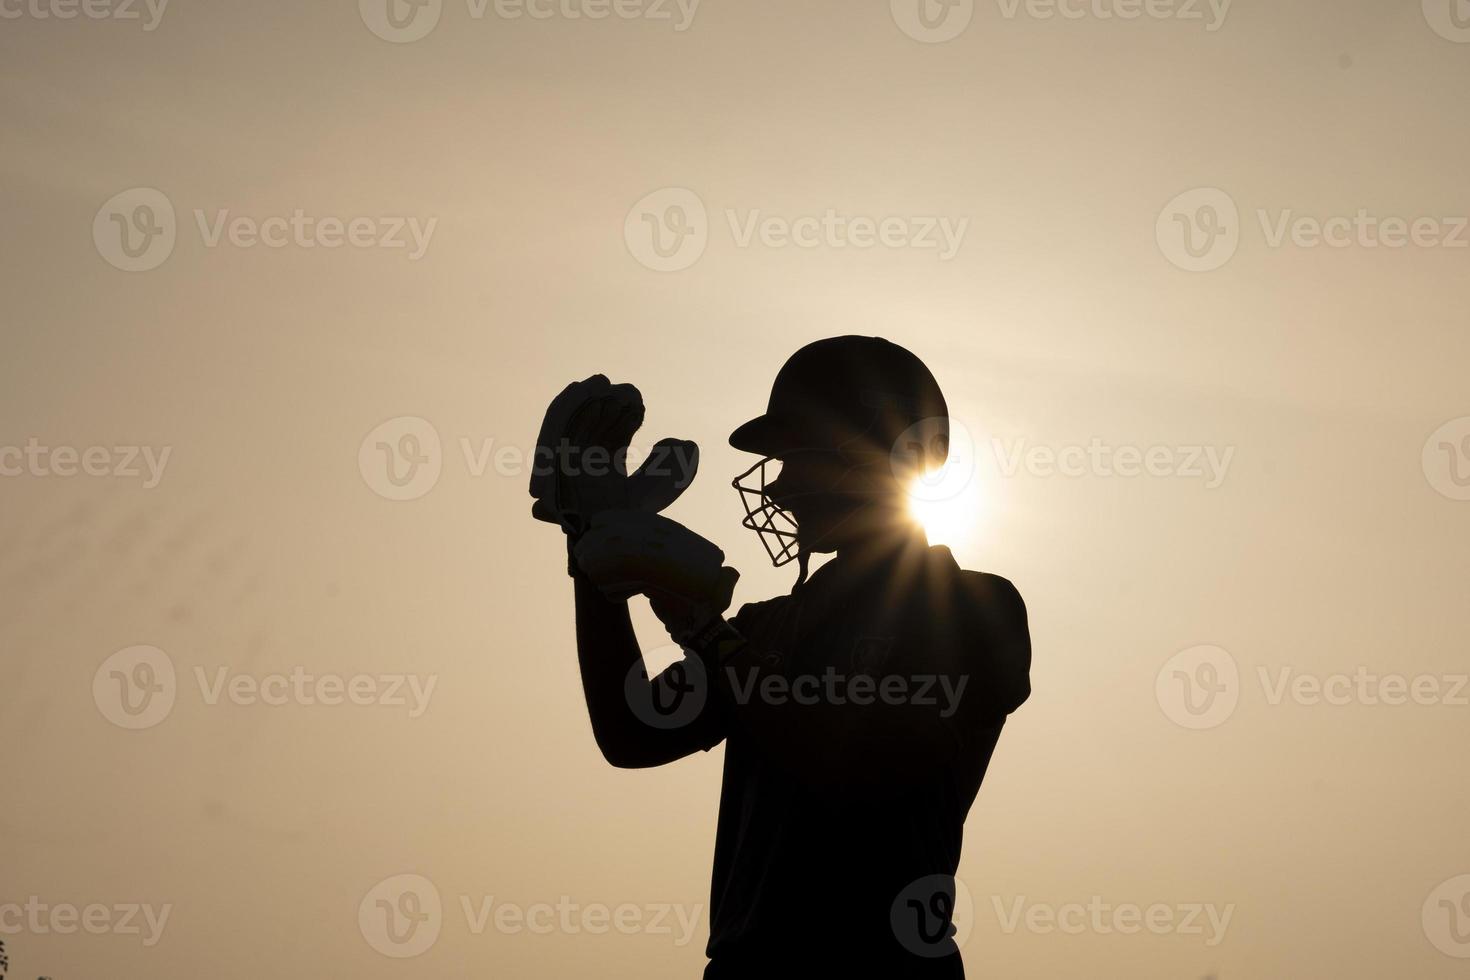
left=692, top=543, right=1031, bottom=978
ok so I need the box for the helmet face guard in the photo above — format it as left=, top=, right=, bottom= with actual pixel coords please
left=732, top=457, right=800, bottom=567
left=731, top=447, right=914, bottom=570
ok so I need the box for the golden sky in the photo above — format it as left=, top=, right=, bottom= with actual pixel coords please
left=2, top=0, right=1469, bottom=977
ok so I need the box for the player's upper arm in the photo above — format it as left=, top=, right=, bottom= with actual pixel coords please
left=960, top=571, right=1032, bottom=722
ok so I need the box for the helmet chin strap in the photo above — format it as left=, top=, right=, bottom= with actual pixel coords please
left=792, top=547, right=812, bottom=592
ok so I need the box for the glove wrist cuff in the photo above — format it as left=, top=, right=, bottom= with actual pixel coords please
left=677, top=616, right=746, bottom=666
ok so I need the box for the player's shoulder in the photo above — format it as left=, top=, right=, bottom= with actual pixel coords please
left=958, top=568, right=1026, bottom=617
left=928, top=546, right=1026, bottom=616
left=728, top=593, right=791, bottom=634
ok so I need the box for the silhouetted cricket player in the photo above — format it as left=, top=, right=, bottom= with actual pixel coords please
left=532, top=336, right=1031, bottom=978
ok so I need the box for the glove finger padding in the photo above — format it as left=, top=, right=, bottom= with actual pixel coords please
left=625, top=438, right=699, bottom=514
left=530, top=376, right=698, bottom=535
left=572, top=510, right=737, bottom=614
left=529, top=375, right=643, bottom=532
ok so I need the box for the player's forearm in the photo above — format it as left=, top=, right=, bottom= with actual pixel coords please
left=573, top=573, right=723, bottom=768
left=573, top=573, right=651, bottom=766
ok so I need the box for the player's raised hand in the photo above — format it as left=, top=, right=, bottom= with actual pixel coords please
left=529, top=375, right=698, bottom=536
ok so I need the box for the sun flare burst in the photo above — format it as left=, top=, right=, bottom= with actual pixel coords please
left=906, top=430, right=984, bottom=549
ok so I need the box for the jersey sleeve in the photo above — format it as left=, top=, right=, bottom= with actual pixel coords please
left=946, top=572, right=1032, bottom=733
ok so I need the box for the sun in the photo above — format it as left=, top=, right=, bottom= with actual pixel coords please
left=906, top=447, right=983, bottom=549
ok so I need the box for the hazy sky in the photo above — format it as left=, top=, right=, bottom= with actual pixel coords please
left=2, top=1, right=1469, bottom=977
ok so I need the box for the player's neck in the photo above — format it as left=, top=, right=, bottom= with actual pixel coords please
left=833, top=522, right=929, bottom=567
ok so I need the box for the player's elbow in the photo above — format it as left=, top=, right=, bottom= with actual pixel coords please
left=598, top=745, right=647, bottom=770
left=593, top=731, right=660, bottom=770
